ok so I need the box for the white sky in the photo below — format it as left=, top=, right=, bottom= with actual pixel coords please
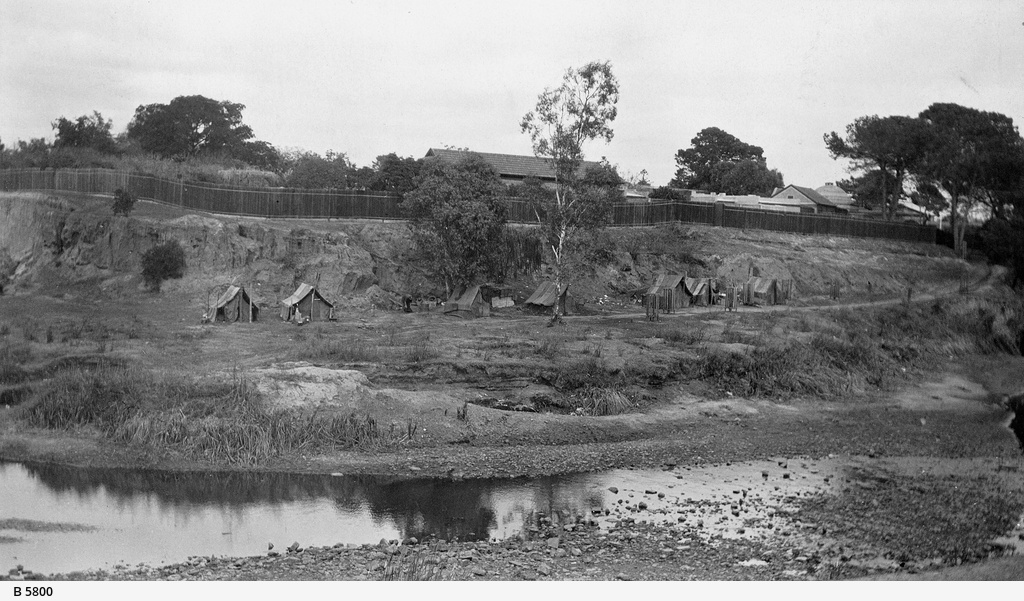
left=2, top=0, right=1023, bottom=187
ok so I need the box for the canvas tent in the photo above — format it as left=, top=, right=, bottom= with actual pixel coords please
left=524, top=281, right=575, bottom=314
left=684, top=277, right=714, bottom=306
left=743, top=277, right=779, bottom=306
left=646, top=274, right=686, bottom=312
left=280, top=283, right=335, bottom=322
left=444, top=285, right=490, bottom=318
left=214, top=285, right=259, bottom=322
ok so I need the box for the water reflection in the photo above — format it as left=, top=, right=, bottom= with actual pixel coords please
left=0, top=461, right=605, bottom=575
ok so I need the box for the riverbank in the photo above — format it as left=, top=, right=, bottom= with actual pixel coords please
left=28, top=453, right=1024, bottom=582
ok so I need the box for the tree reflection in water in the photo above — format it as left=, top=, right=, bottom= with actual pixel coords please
left=16, top=462, right=604, bottom=542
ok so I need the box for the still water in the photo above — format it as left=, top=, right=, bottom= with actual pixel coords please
left=1, top=457, right=850, bottom=576
left=0, top=461, right=609, bottom=575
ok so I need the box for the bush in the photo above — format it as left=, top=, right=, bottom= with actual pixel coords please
left=112, top=188, right=137, bottom=215
left=141, top=240, right=186, bottom=291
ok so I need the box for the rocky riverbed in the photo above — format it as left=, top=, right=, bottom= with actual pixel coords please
left=11, top=453, right=1019, bottom=582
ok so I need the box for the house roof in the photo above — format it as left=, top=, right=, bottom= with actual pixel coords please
left=771, top=185, right=837, bottom=208
left=425, top=148, right=602, bottom=181
left=814, top=183, right=855, bottom=207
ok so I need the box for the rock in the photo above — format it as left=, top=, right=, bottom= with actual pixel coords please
left=537, top=563, right=552, bottom=576
left=268, top=542, right=274, bottom=551
left=645, top=490, right=658, bottom=495
left=472, top=566, right=487, bottom=577
left=546, top=537, right=560, bottom=548
left=608, top=487, right=619, bottom=494
left=638, top=502, right=648, bottom=510
left=615, top=572, right=632, bottom=580
left=571, top=548, right=582, bottom=557
left=738, top=559, right=769, bottom=567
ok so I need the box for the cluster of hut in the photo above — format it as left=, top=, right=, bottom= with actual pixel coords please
left=643, top=274, right=792, bottom=320
left=206, top=273, right=790, bottom=325
left=205, top=282, right=335, bottom=324
left=205, top=280, right=563, bottom=323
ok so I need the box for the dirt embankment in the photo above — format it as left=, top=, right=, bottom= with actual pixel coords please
left=0, top=192, right=429, bottom=308
left=1, top=191, right=968, bottom=310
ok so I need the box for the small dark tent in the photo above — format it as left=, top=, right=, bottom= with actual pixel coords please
left=684, top=277, right=713, bottom=306
left=646, top=274, right=686, bottom=312
left=280, top=283, right=335, bottom=322
left=444, top=285, right=490, bottom=318
left=743, top=277, right=779, bottom=306
left=214, top=285, right=260, bottom=322
left=525, top=281, right=575, bottom=314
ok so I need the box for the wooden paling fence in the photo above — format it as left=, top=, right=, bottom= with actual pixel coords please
left=0, top=168, right=936, bottom=243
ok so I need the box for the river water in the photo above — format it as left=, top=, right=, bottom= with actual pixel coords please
left=0, top=458, right=844, bottom=575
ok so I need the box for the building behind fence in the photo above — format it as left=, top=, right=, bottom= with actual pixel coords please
left=0, top=168, right=936, bottom=244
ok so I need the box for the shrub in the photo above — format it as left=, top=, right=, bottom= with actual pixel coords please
left=112, top=188, right=137, bottom=216
left=141, top=241, right=186, bottom=291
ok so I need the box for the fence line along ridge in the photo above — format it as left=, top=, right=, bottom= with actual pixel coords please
left=0, top=168, right=936, bottom=243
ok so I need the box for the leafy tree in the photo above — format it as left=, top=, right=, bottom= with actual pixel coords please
left=978, top=217, right=1024, bottom=288
left=283, top=150, right=356, bottom=189
left=824, top=115, right=937, bottom=221
left=579, top=159, right=625, bottom=194
left=521, top=60, right=619, bottom=320
left=126, top=95, right=254, bottom=159
left=368, top=153, right=423, bottom=195
left=141, top=240, right=186, bottom=292
left=6, top=138, right=51, bottom=169
left=918, top=103, right=1024, bottom=256
left=908, top=180, right=948, bottom=224
left=111, top=188, right=137, bottom=216
left=234, top=140, right=283, bottom=172
left=715, top=159, right=784, bottom=196
left=837, top=171, right=895, bottom=210
left=671, top=127, right=782, bottom=194
left=52, top=111, right=116, bottom=154
left=403, top=155, right=508, bottom=294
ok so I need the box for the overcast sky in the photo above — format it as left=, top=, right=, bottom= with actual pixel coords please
left=2, top=0, right=1023, bottom=187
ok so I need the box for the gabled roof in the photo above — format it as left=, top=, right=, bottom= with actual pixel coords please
left=280, top=283, right=334, bottom=307
left=684, top=277, right=710, bottom=296
left=771, top=184, right=837, bottom=207
left=814, top=183, right=855, bottom=207
left=647, top=274, right=684, bottom=295
left=747, top=277, right=777, bottom=295
left=425, top=148, right=602, bottom=181
left=525, top=281, right=568, bottom=307
left=215, top=285, right=254, bottom=309
left=446, top=285, right=484, bottom=310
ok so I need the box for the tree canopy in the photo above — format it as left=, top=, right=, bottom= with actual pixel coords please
left=521, top=61, right=619, bottom=319
left=126, top=95, right=257, bottom=159
left=283, top=150, right=356, bottom=189
left=670, top=127, right=782, bottom=195
left=367, top=153, right=423, bottom=195
left=917, top=103, right=1024, bottom=254
left=52, top=111, right=116, bottom=154
left=402, top=155, right=509, bottom=293
left=825, top=115, right=938, bottom=220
